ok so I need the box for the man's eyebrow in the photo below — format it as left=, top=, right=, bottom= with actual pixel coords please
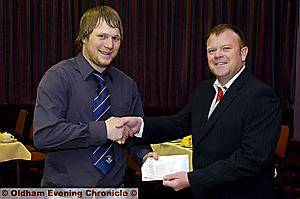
left=206, top=47, right=216, bottom=50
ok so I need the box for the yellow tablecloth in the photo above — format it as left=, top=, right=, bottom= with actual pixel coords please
left=0, top=141, right=31, bottom=162
left=151, top=142, right=193, bottom=171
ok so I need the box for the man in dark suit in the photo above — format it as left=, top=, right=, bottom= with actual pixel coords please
left=117, top=24, right=281, bottom=198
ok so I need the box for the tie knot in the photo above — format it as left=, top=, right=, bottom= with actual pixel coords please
left=92, top=72, right=105, bottom=83
left=216, top=87, right=223, bottom=102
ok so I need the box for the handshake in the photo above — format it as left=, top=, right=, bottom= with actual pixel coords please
left=105, top=116, right=142, bottom=144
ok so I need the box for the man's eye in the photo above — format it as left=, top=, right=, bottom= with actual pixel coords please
left=112, top=36, right=120, bottom=42
left=223, top=47, right=231, bottom=51
left=98, top=34, right=105, bottom=39
left=208, top=49, right=215, bottom=54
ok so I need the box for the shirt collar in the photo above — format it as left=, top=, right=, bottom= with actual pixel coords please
left=213, top=66, right=246, bottom=93
left=75, top=53, right=113, bottom=81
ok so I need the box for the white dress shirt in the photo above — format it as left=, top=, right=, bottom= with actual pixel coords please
left=208, top=66, right=246, bottom=119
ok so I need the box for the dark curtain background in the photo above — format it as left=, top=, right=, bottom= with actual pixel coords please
left=0, top=0, right=299, bottom=133
left=294, top=4, right=300, bottom=142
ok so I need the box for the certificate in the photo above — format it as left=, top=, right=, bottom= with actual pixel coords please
left=141, top=154, right=189, bottom=181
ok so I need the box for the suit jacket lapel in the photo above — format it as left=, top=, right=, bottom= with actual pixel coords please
left=196, top=70, right=249, bottom=145
left=197, top=80, right=215, bottom=127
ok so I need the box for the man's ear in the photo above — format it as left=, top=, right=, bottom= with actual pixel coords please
left=241, top=46, right=248, bottom=62
left=82, top=36, right=89, bottom=45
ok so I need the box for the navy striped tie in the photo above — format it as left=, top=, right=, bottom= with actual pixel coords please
left=92, top=72, right=114, bottom=175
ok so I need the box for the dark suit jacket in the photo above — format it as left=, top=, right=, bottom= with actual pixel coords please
left=142, top=70, right=281, bottom=199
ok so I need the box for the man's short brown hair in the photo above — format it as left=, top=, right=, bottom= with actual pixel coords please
left=207, top=24, right=246, bottom=47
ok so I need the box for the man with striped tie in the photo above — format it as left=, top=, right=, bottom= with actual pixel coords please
left=33, top=6, right=157, bottom=187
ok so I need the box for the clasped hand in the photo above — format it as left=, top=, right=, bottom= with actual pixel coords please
left=105, top=116, right=142, bottom=143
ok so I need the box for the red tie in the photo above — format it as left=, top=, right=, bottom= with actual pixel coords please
left=216, top=87, right=223, bottom=102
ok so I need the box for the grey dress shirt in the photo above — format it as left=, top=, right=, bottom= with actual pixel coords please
left=33, top=53, right=151, bottom=187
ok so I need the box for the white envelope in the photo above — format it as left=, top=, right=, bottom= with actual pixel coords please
left=141, top=154, right=189, bottom=181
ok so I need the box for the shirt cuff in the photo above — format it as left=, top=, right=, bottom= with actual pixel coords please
left=134, top=117, right=144, bottom=138
left=89, top=120, right=107, bottom=145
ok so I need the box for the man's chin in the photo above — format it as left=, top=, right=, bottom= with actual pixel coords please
left=97, top=60, right=113, bottom=68
left=212, top=69, right=229, bottom=76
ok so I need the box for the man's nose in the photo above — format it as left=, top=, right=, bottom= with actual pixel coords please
left=104, top=37, right=114, bottom=49
left=215, top=49, right=223, bottom=58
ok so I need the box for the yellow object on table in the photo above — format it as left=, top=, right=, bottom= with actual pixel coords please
left=151, top=136, right=193, bottom=171
left=180, top=135, right=192, bottom=147
left=0, top=131, right=16, bottom=143
left=0, top=141, right=31, bottom=162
